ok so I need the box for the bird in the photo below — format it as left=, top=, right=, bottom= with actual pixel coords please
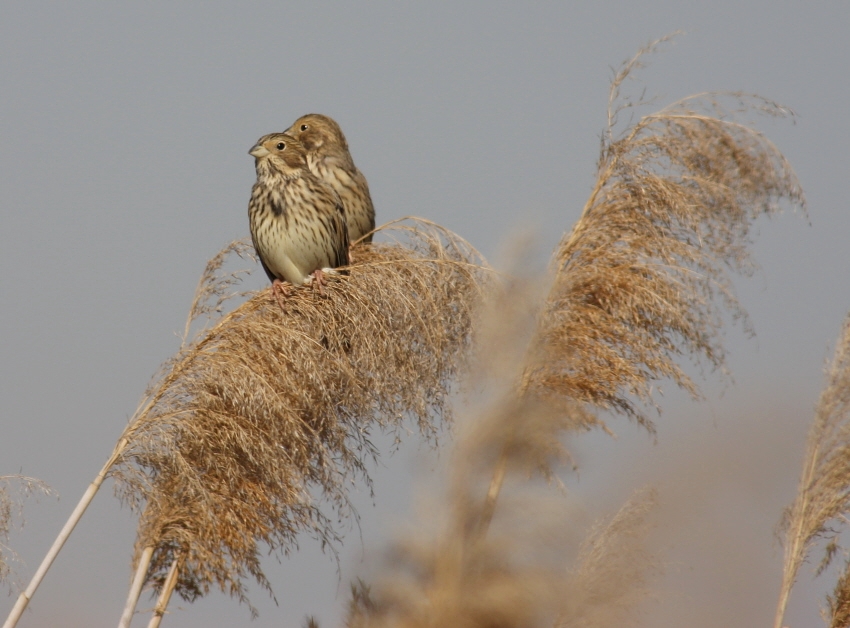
left=285, top=114, right=375, bottom=245
left=248, top=132, right=350, bottom=308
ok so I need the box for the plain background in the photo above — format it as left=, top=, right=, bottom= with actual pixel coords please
left=1, top=2, right=849, bottom=626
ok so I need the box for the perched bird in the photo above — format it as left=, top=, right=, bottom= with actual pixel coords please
left=248, top=132, right=350, bottom=307
left=285, top=114, right=375, bottom=244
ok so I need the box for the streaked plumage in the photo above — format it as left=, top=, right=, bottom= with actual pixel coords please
left=248, top=132, right=349, bottom=304
left=285, top=114, right=375, bottom=244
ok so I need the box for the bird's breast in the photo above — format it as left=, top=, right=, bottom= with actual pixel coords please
left=249, top=180, right=343, bottom=286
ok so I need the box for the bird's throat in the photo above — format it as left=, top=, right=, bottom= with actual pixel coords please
left=256, top=162, right=302, bottom=186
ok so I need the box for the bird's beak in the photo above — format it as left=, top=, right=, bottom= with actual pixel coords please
left=249, top=144, right=270, bottom=158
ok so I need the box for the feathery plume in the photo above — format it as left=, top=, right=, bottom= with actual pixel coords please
left=528, top=36, right=806, bottom=432
left=0, top=476, right=53, bottom=595
left=777, top=313, right=850, bottom=628
left=110, top=220, right=489, bottom=614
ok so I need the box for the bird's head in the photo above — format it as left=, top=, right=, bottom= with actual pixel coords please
left=249, top=133, right=308, bottom=178
left=286, top=114, right=349, bottom=154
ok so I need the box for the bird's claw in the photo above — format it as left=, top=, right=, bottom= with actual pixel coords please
left=310, top=269, right=328, bottom=296
left=271, top=279, right=291, bottom=312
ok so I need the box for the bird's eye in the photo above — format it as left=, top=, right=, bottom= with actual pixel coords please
left=300, top=124, right=308, bottom=131
left=276, top=142, right=286, bottom=150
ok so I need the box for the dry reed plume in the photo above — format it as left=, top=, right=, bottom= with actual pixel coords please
left=459, top=41, right=807, bottom=618
left=0, top=476, right=52, bottom=594
left=777, top=313, right=850, bottom=628
left=108, top=220, right=490, bottom=616
left=557, top=487, right=659, bottom=628
left=338, top=277, right=659, bottom=628
left=830, top=565, right=850, bottom=628
left=528, top=36, right=805, bottom=432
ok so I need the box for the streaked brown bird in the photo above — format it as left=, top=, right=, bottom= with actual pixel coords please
left=285, top=114, right=375, bottom=244
left=248, top=132, right=350, bottom=308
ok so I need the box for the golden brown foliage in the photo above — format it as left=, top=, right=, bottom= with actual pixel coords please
left=110, top=220, right=489, bottom=610
left=528, top=38, right=805, bottom=432
left=103, top=37, right=808, bottom=624
left=777, top=313, right=850, bottom=628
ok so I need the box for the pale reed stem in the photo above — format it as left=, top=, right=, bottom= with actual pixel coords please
left=2, top=439, right=128, bottom=628
left=118, top=546, right=154, bottom=628
left=473, top=452, right=508, bottom=539
left=147, top=555, right=182, bottom=628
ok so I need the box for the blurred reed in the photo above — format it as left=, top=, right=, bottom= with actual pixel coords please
left=336, top=268, right=660, bottom=628
left=777, top=313, right=850, bottom=628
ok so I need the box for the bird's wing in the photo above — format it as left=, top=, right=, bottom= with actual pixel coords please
left=332, top=200, right=350, bottom=268
left=312, top=188, right=350, bottom=270
left=256, top=248, right=279, bottom=284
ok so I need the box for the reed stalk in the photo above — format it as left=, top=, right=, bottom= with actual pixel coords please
left=776, top=314, right=850, bottom=628
left=2, top=446, right=124, bottom=628
left=118, top=545, right=154, bottom=628
left=147, top=554, right=182, bottom=628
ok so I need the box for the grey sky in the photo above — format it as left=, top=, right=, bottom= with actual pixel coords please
left=1, top=2, right=848, bottom=626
